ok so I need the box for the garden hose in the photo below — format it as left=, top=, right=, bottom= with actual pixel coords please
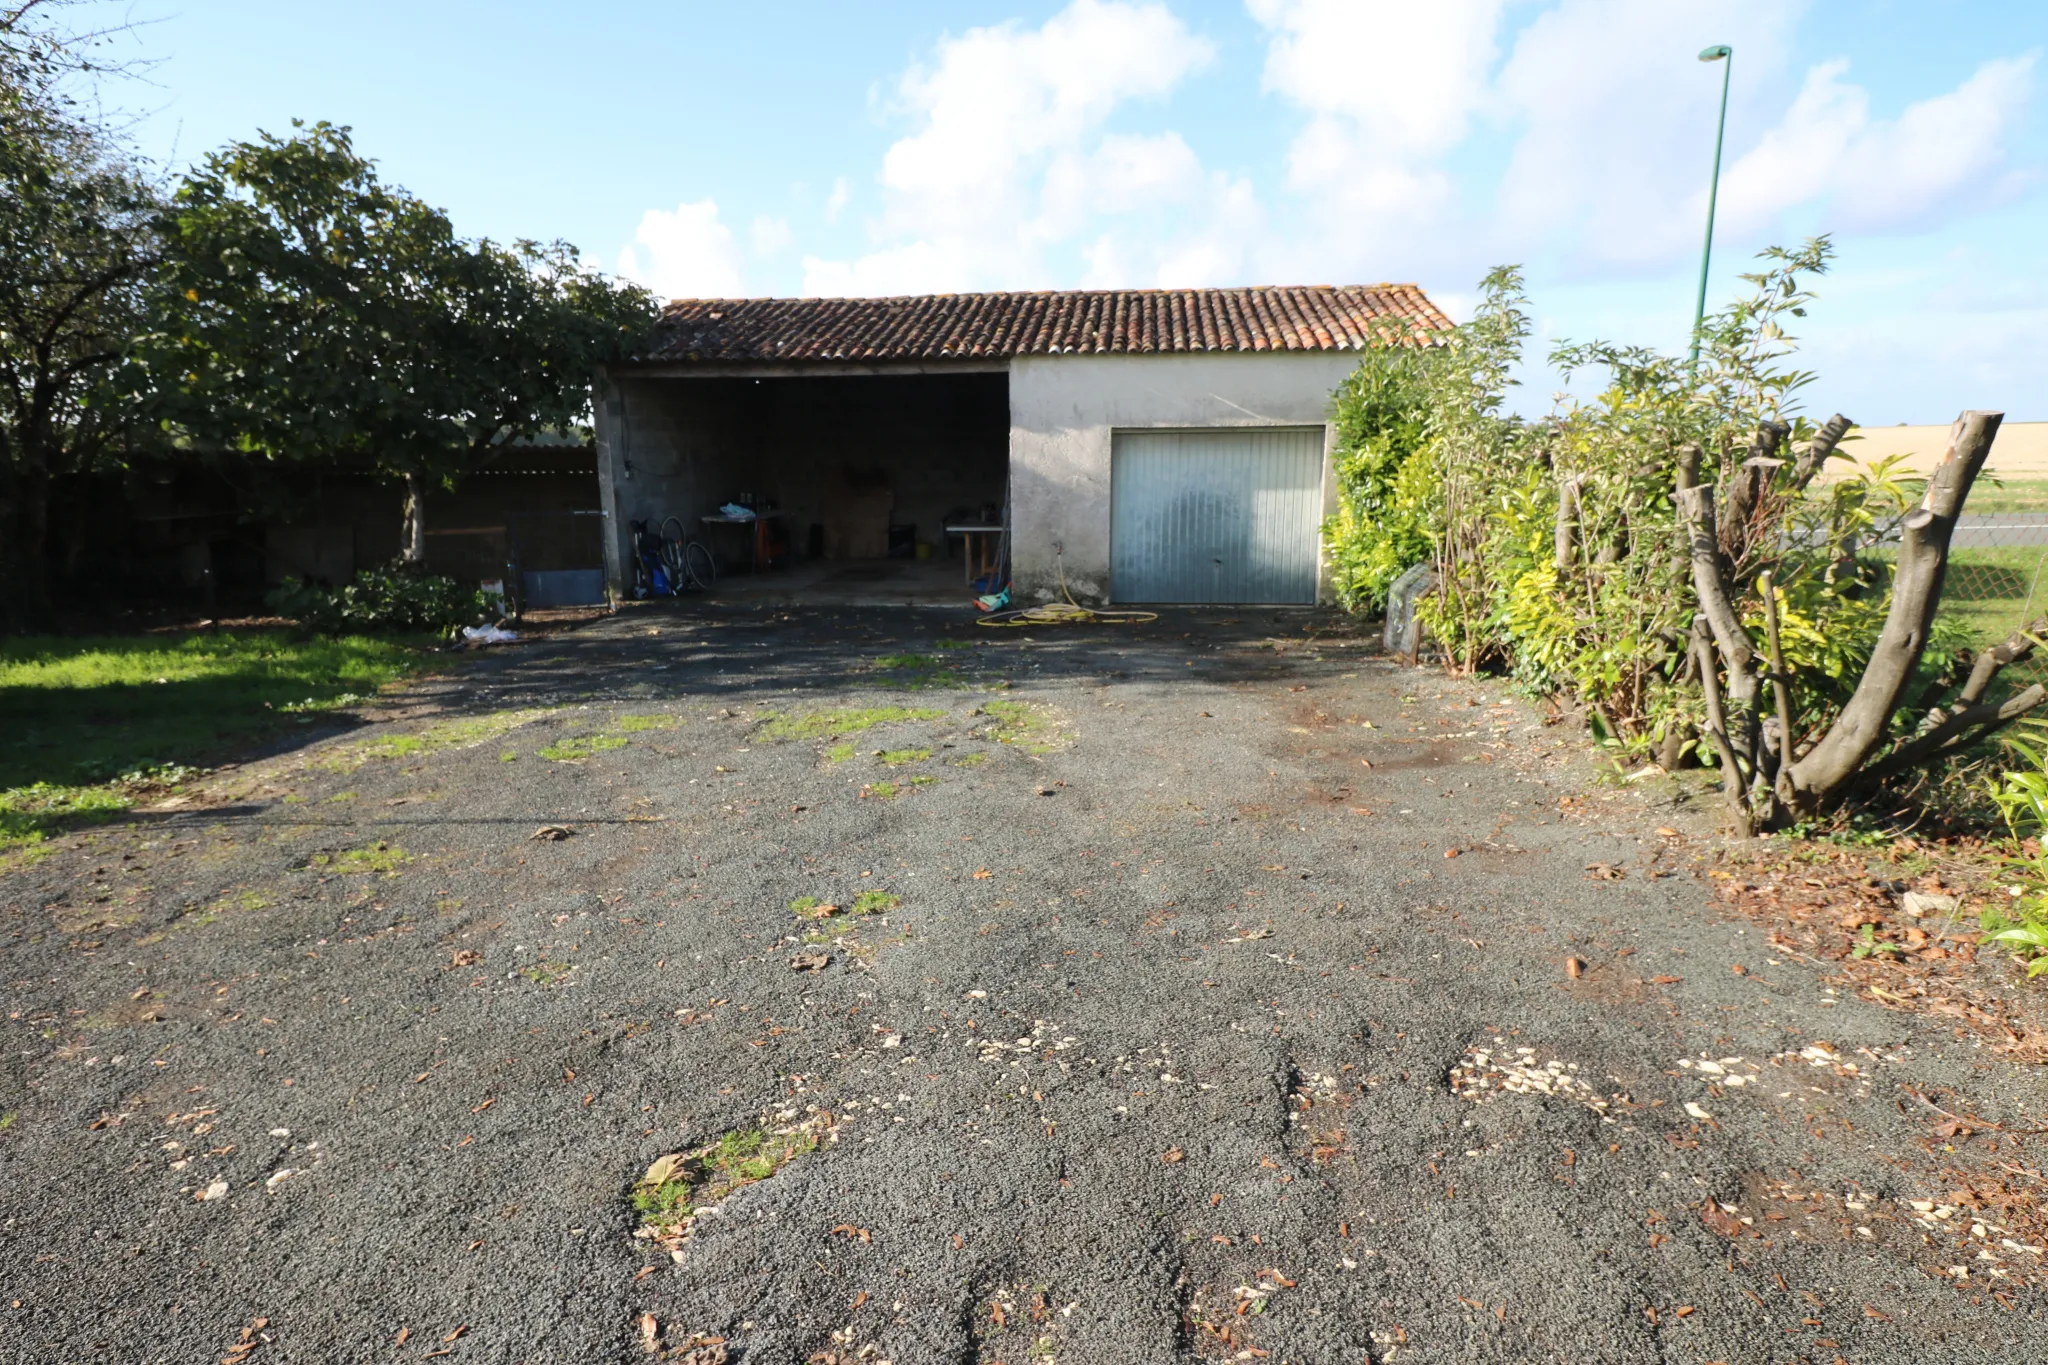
left=977, top=555, right=1158, bottom=628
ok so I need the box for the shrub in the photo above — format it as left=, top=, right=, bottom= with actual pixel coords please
left=268, top=562, right=488, bottom=635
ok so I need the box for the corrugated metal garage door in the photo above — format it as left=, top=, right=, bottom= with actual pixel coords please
left=1110, top=427, right=1324, bottom=604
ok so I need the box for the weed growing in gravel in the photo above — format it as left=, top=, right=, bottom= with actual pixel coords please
left=935, top=638, right=975, bottom=650
left=632, top=1120, right=825, bottom=1250
left=754, top=706, right=943, bottom=743
left=0, top=782, right=136, bottom=851
left=879, top=747, right=931, bottom=765
left=518, top=960, right=573, bottom=986
left=538, top=733, right=629, bottom=762
left=852, top=890, right=900, bottom=914
left=309, top=841, right=410, bottom=876
left=949, top=752, right=987, bottom=767
left=823, top=743, right=857, bottom=764
left=871, top=654, right=964, bottom=689
left=980, top=700, right=1065, bottom=755
left=788, top=895, right=841, bottom=919
left=863, top=780, right=903, bottom=799
left=316, top=708, right=554, bottom=772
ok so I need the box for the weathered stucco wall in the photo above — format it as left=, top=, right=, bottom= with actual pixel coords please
left=1007, top=352, right=1356, bottom=604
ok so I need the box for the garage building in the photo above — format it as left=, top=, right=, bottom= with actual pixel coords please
left=594, top=284, right=1448, bottom=606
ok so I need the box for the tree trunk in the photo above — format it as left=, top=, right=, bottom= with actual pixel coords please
left=1782, top=411, right=2005, bottom=812
left=401, top=472, right=427, bottom=566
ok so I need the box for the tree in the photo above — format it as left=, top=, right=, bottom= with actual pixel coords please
left=0, top=1, right=159, bottom=622
left=137, top=122, right=654, bottom=562
left=1375, top=239, right=2030, bottom=834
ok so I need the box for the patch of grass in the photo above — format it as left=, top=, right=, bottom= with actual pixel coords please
left=823, top=743, right=857, bottom=764
left=632, top=1121, right=823, bottom=1246
left=949, top=752, right=987, bottom=768
left=537, top=733, right=630, bottom=762
left=871, top=654, right=964, bottom=690
left=0, top=782, right=137, bottom=850
left=318, top=707, right=553, bottom=772
left=935, top=638, right=976, bottom=650
left=851, top=890, right=900, bottom=914
left=863, top=780, right=903, bottom=799
left=498, top=750, right=519, bottom=763
left=980, top=699, right=1066, bottom=755
left=309, top=840, right=410, bottom=877
left=754, top=706, right=944, bottom=743
left=155, top=887, right=275, bottom=938
left=1962, top=478, right=2048, bottom=514
left=519, top=959, right=573, bottom=986
left=0, top=630, right=438, bottom=791
left=788, top=895, right=841, bottom=919
left=879, top=747, right=931, bottom=766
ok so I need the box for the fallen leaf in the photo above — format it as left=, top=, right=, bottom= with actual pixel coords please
left=442, top=1325, right=468, bottom=1343
left=973, top=868, right=992, bottom=879
left=1566, top=957, right=1585, bottom=979
left=829, top=1224, right=871, bottom=1244
left=633, top=1265, right=658, bottom=1282
left=1444, top=848, right=1460, bottom=859
left=1655, top=827, right=1680, bottom=837
left=395, top=1328, right=411, bottom=1346
left=1651, top=975, right=1683, bottom=985
left=789, top=951, right=831, bottom=972
left=1161, top=1147, right=1185, bottom=1163
left=450, top=949, right=481, bottom=968
left=639, top=1313, right=660, bottom=1354
left=529, top=825, right=573, bottom=841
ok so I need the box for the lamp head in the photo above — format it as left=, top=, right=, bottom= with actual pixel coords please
left=1698, top=44, right=1731, bottom=62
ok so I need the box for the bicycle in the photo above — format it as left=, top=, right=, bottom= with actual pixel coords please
left=659, top=516, right=717, bottom=593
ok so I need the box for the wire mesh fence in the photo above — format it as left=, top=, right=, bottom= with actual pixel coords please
left=1937, top=481, right=2048, bottom=689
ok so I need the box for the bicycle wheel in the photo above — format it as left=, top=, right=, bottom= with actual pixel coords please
left=683, top=540, right=717, bottom=591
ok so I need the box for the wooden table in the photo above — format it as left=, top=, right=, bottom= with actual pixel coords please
left=945, top=523, right=1005, bottom=586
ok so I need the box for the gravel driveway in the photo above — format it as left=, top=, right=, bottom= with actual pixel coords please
left=4, top=606, right=2043, bottom=1363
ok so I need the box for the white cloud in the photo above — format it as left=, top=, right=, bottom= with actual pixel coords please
left=824, top=176, right=850, bottom=223
left=616, top=199, right=745, bottom=300
left=750, top=215, right=794, bottom=257
left=802, top=0, right=1218, bottom=295
left=1722, top=53, right=2037, bottom=237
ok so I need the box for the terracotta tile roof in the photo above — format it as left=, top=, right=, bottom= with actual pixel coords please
left=638, top=284, right=1450, bottom=364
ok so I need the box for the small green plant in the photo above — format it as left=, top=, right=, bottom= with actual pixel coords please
left=310, top=841, right=410, bottom=877
left=317, top=708, right=553, bottom=772
left=879, top=747, right=931, bottom=766
left=631, top=1120, right=824, bottom=1248
left=863, top=780, right=902, bottom=799
left=1981, top=723, right=2048, bottom=977
left=538, top=733, right=629, bottom=762
left=851, top=890, right=900, bottom=914
left=519, top=959, right=573, bottom=986
left=981, top=700, right=1064, bottom=754
left=755, top=706, right=944, bottom=743
left=935, top=638, right=975, bottom=650
left=788, top=895, right=840, bottom=919
left=950, top=752, right=987, bottom=767
left=823, top=743, right=857, bottom=764
left=1849, top=923, right=1905, bottom=960
left=268, top=561, right=489, bottom=635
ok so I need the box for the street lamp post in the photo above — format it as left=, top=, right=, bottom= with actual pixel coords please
left=1689, top=44, right=1733, bottom=368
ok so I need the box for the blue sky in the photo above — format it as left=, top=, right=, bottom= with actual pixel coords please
left=93, top=0, right=2046, bottom=422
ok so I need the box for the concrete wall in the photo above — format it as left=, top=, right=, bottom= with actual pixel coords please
left=597, top=370, right=1007, bottom=587
left=1007, top=351, right=1357, bottom=603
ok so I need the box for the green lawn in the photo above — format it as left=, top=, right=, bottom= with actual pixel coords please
left=0, top=631, right=440, bottom=848
left=1964, top=478, right=2048, bottom=514
left=1941, top=547, right=2048, bottom=646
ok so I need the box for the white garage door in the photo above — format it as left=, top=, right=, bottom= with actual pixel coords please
left=1110, top=427, right=1324, bottom=604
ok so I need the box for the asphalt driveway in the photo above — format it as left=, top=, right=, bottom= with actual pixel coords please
left=3, top=605, right=2043, bottom=1363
